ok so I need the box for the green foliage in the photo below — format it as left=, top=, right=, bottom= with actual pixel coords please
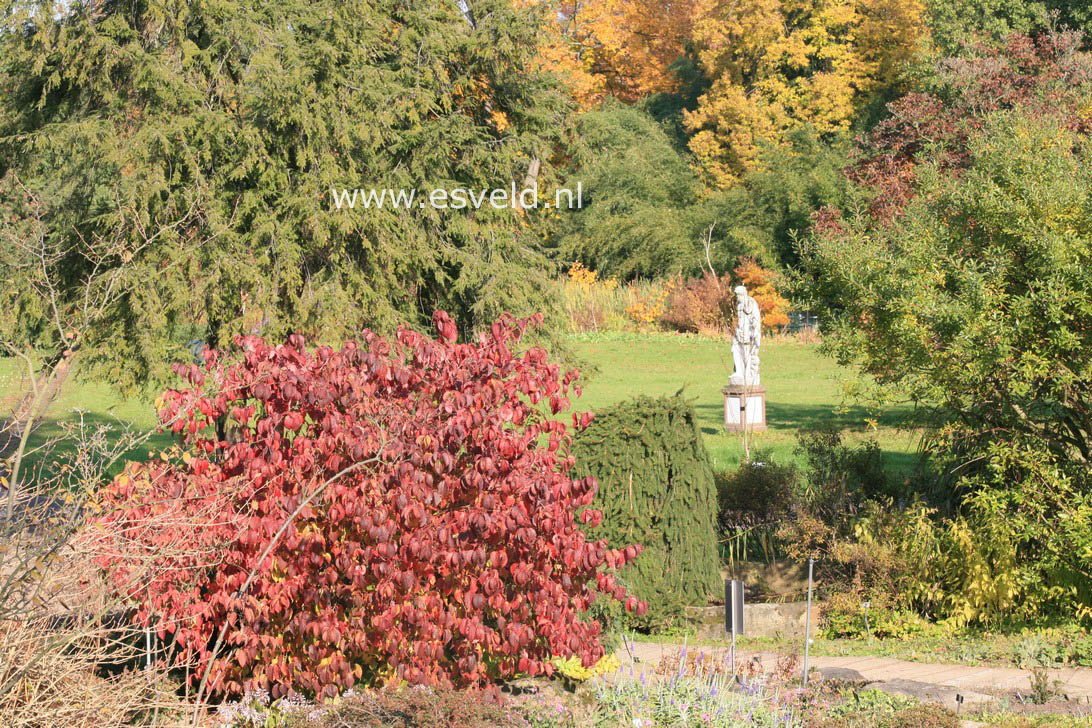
left=553, top=110, right=848, bottom=280
left=694, top=129, right=854, bottom=270
left=717, top=460, right=798, bottom=530
left=925, top=1, right=1092, bottom=56
left=0, top=0, right=567, bottom=393
left=797, top=427, right=891, bottom=509
left=924, top=0, right=1049, bottom=55
left=826, top=607, right=929, bottom=641
left=817, top=694, right=957, bottom=728
left=800, top=108, right=1092, bottom=620
left=571, top=394, right=721, bottom=630
left=553, top=104, right=699, bottom=280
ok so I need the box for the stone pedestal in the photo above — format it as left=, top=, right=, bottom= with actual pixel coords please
left=723, top=385, right=767, bottom=432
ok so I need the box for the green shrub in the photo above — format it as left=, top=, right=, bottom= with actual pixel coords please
left=715, top=458, right=798, bottom=567
left=811, top=691, right=956, bottom=728
left=717, top=459, right=799, bottom=531
left=822, top=599, right=928, bottom=640
left=571, top=395, right=721, bottom=630
left=796, top=427, right=889, bottom=515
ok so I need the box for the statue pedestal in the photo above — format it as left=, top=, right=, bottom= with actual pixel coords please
left=723, top=385, right=767, bottom=432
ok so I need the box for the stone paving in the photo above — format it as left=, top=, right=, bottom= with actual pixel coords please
left=617, top=642, right=1092, bottom=703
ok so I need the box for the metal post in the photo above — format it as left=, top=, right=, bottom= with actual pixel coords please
left=803, top=557, right=813, bottom=685
left=731, top=616, right=736, bottom=675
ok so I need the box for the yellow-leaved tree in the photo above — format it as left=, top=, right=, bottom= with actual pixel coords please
left=520, top=0, right=698, bottom=106
left=685, top=0, right=925, bottom=187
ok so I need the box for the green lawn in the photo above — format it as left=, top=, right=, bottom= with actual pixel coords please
left=0, top=358, right=170, bottom=475
left=2, top=331, right=922, bottom=477
left=568, top=332, right=922, bottom=474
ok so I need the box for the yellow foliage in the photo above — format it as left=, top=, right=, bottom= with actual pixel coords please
left=489, top=110, right=510, bottom=133
left=551, top=653, right=621, bottom=682
left=567, top=261, right=616, bottom=290
left=686, top=0, right=926, bottom=187
left=625, top=285, right=669, bottom=325
left=520, top=1, right=699, bottom=106
left=939, top=518, right=1022, bottom=628
left=558, top=266, right=667, bottom=332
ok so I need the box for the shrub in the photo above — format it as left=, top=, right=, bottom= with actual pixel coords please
left=796, top=428, right=889, bottom=523
left=716, top=460, right=798, bottom=569
left=91, top=312, right=644, bottom=698
left=571, top=395, right=721, bottom=629
left=809, top=693, right=957, bottom=728
left=591, top=666, right=793, bottom=728
left=734, top=259, right=791, bottom=330
left=318, top=687, right=521, bottom=728
left=659, top=273, right=734, bottom=335
left=716, top=460, right=799, bottom=533
left=0, top=616, right=174, bottom=728
left=559, top=263, right=624, bottom=333
left=217, top=686, right=525, bottom=728
left=557, top=264, right=668, bottom=333
left=550, top=653, right=621, bottom=689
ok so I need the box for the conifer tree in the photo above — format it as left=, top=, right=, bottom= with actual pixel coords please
left=0, top=0, right=567, bottom=391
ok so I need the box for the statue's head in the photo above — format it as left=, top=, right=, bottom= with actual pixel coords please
left=735, top=285, right=757, bottom=316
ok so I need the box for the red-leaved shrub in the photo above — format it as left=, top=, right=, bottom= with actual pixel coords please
left=90, top=312, right=644, bottom=698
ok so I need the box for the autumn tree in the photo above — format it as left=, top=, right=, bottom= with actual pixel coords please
left=522, top=0, right=699, bottom=106
left=685, top=0, right=927, bottom=187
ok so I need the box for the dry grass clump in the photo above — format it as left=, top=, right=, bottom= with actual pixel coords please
left=318, top=687, right=523, bottom=728
left=0, top=616, right=178, bottom=728
left=0, top=485, right=190, bottom=727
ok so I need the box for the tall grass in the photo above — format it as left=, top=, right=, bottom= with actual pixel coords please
left=558, top=264, right=668, bottom=334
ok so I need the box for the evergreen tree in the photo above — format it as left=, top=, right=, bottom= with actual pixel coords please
left=0, top=0, right=567, bottom=392
left=552, top=104, right=698, bottom=280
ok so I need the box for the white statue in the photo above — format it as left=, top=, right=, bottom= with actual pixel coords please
left=729, top=285, right=761, bottom=386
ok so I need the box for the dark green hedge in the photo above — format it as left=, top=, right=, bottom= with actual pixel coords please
left=572, top=394, right=720, bottom=628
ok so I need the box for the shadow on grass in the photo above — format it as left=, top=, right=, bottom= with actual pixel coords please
left=693, top=400, right=927, bottom=477
left=693, top=400, right=926, bottom=432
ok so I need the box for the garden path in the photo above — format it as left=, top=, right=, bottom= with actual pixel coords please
left=618, top=642, right=1092, bottom=703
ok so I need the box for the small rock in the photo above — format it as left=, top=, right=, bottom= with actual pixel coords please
left=868, top=678, right=993, bottom=713
left=818, top=667, right=866, bottom=682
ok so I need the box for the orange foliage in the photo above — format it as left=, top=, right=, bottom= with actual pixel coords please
left=734, top=259, right=790, bottom=330
left=660, top=274, right=734, bottom=335
left=520, top=1, right=698, bottom=106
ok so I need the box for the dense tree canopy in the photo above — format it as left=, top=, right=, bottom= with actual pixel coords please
left=552, top=105, right=699, bottom=279
left=0, top=0, right=567, bottom=391
left=925, top=0, right=1092, bottom=55
left=685, top=0, right=926, bottom=187
left=522, top=0, right=698, bottom=106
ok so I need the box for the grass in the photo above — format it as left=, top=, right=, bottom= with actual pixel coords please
left=0, top=358, right=171, bottom=475
left=568, top=331, right=922, bottom=473
left=1, top=330, right=922, bottom=479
